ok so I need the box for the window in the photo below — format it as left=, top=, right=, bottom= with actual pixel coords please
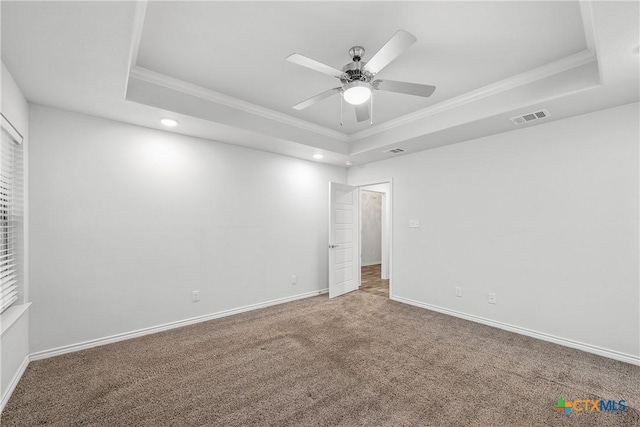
left=0, top=114, right=23, bottom=314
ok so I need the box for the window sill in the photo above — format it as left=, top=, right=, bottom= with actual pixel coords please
left=1, top=302, right=31, bottom=337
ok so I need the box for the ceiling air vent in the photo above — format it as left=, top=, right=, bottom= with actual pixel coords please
left=383, top=148, right=406, bottom=154
left=510, top=109, right=550, bottom=125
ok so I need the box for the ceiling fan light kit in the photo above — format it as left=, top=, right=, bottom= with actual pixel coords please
left=287, top=30, right=436, bottom=125
left=342, top=81, right=372, bottom=105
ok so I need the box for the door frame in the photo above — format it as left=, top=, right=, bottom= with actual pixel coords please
left=354, top=178, right=393, bottom=298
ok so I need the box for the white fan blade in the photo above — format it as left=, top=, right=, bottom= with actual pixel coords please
left=374, top=80, right=436, bottom=97
left=354, top=103, right=370, bottom=122
left=293, top=87, right=342, bottom=110
left=287, top=54, right=344, bottom=78
left=364, top=30, right=417, bottom=75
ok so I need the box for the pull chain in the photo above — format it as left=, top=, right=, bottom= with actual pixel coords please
left=369, top=91, right=373, bottom=126
left=340, top=92, right=344, bottom=126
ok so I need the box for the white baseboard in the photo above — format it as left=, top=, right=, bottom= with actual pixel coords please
left=391, top=295, right=640, bottom=366
left=31, top=288, right=328, bottom=361
left=0, top=355, right=29, bottom=413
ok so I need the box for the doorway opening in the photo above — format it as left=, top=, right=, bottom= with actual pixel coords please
left=358, top=181, right=392, bottom=298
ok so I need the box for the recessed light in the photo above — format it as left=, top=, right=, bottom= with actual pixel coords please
left=345, top=161, right=352, bottom=166
left=313, top=154, right=324, bottom=160
left=160, top=118, right=178, bottom=127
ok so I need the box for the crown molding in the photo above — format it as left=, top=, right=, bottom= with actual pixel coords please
left=128, top=1, right=599, bottom=147
left=126, top=0, right=348, bottom=143
left=123, top=0, right=148, bottom=99
left=129, top=66, right=350, bottom=143
left=350, top=49, right=598, bottom=142
left=130, top=48, right=597, bottom=147
left=578, top=0, right=600, bottom=84
left=350, top=2, right=600, bottom=142
left=579, top=0, right=597, bottom=54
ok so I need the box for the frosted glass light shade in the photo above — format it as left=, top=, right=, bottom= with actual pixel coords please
left=343, top=82, right=372, bottom=105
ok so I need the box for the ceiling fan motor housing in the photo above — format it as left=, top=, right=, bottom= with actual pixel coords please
left=341, top=46, right=373, bottom=84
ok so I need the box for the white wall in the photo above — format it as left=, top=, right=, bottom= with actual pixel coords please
left=28, top=105, right=346, bottom=354
left=0, top=63, right=30, bottom=409
left=348, top=102, right=640, bottom=361
left=360, top=191, right=382, bottom=266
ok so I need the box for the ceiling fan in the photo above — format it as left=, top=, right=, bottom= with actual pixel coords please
left=286, top=30, right=436, bottom=124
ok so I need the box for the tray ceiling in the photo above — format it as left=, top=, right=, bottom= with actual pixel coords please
left=1, top=1, right=638, bottom=166
left=136, top=1, right=587, bottom=134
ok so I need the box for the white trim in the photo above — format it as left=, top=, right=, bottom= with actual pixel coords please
left=0, top=355, right=29, bottom=413
left=350, top=50, right=597, bottom=142
left=123, top=0, right=149, bottom=98
left=579, top=0, right=598, bottom=54
left=391, top=296, right=640, bottom=366
left=30, top=289, right=328, bottom=361
left=129, top=66, right=350, bottom=143
left=578, top=0, right=601, bottom=84
left=0, top=303, right=30, bottom=337
left=21, top=103, right=29, bottom=306
left=124, top=6, right=599, bottom=147
left=0, top=114, right=23, bottom=145
left=354, top=179, right=393, bottom=293
left=130, top=49, right=597, bottom=147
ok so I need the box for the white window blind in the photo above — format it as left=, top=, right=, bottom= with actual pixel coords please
left=0, top=114, right=23, bottom=314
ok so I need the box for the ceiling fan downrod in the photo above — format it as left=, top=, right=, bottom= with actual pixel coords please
left=349, top=46, right=365, bottom=62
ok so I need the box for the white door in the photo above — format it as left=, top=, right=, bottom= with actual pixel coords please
left=329, top=182, right=360, bottom=298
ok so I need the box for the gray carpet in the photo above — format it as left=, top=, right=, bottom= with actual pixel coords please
left=2, top=291, right=639, bottom=426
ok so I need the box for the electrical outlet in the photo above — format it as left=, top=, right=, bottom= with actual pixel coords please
left=488, top=292, right=496, bottom=304
left=455, top=287, right=462, bottom=297
left=192, top=290, right=200, bottom=302
left=291, top=275, right=297, bottom=285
